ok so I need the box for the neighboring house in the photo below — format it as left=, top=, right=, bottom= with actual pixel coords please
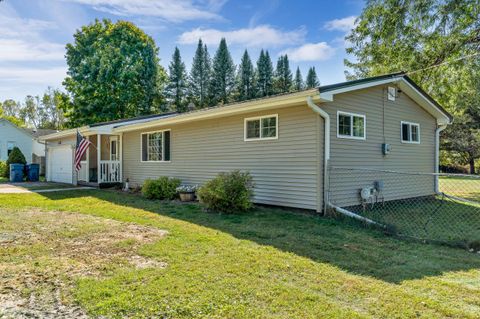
left=39, top=73, right=452, bottom=212
left=0, top=119, right=57, bottom=174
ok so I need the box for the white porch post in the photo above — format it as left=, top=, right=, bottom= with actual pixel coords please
left=86, top=136, right=90, bottom=182
left=97, top=134, right=101, bottom=183
left=119, top=133, right=123, bottom=183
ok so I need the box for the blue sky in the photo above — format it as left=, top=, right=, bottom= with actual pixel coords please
left=0, top=0, right=364, bottom=101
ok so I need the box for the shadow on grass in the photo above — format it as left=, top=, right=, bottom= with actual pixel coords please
left=40, top=190, right=480, bottom=284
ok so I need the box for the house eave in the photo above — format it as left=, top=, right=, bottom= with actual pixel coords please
left=318, top=74, right=452, bottom=125
left=113, top=89, right=321, bottom=133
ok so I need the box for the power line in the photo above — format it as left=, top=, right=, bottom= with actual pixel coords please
left=405, top=52, right=480, bottom=76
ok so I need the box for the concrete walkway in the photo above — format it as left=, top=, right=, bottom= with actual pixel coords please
left=0, top=182, right=95, bottom=194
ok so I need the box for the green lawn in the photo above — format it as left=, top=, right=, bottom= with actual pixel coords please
left=1, top=190, right=480, bottom=318
left=439, top=175, right=480, bottom=202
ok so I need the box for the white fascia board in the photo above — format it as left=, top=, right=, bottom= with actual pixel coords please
left=320, top=77, right=451, bottom=125
left=113, top=89, right=320, bottom=133
left=397, top=80, right=451, bottom=125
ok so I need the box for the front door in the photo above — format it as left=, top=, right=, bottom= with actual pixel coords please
left=110, top=137, right=118, bottom=161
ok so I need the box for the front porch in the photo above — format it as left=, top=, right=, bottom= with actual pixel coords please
left=77, top=134, right=122, bottom=187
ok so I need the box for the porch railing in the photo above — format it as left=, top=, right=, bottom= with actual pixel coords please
left=99, top=160, right=121, bottom=183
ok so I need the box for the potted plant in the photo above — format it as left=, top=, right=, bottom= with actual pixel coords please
left=176, top=184, right=198, bottom=202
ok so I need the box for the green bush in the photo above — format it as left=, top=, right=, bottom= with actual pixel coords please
left=0, top=161, right=6, bottom=177
left=5, top=147, right=27, bottom=178
left=142, top=176, right=181, bottom=200
left=197, top=170, right=254, bottom=213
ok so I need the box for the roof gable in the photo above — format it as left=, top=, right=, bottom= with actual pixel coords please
left=318, top=73, right=452, bottom=125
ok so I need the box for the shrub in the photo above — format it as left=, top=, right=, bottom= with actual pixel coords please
left=5, top=147, right=27, bottom=178
left=197, top=170, right=254, bottom=213
left=0, top=161, right=6, bottom=177
left=142, top=177, right=181, bottom=200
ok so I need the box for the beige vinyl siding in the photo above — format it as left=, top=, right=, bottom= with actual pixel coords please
left=123, top=105, right=323, bottom=210
left=322, top=85, right=437, bottom=207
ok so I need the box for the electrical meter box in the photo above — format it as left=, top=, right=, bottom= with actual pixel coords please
left=382, top=143, right=391, bottom=155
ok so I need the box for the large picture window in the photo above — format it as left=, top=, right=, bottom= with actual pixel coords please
left=141, top=130, right=171, bottom=162
left=244, top=114, right=278, bottom=141
left=401, top=121, right=420, bottom=143
left=337, top=111, right=366, bottom=140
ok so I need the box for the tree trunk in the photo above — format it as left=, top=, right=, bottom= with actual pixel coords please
left=469, top=157, right=476, bottom=174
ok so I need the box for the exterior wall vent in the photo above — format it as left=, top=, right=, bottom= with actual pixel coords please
left=387, top=86, right=396, bottom=101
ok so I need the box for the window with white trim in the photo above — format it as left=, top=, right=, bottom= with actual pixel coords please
left=244, top=114, right=278, bottom=140
left=141, top=130, right=171, bottom=161
left=401, top=122, right=420, bottom=143
left=337, top=111, right=366, bottom=139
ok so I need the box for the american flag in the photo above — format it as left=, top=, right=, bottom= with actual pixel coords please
left=75, top=131, right=91, bottom=171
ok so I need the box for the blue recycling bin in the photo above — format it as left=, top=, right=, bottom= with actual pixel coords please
left=9, top=164, right=25, bottom=183
left=27, top=164, right=40, bottom=182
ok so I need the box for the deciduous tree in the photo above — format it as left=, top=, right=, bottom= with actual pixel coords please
left=64, top=19, right=163, bottom=126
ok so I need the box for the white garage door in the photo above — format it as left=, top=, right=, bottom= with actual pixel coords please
left=48, top=145, right=73, bottom=184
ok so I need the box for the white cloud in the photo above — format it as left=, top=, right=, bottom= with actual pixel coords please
left=0, top=67, right=67, bottom=85
left=0, top=11, right=65, bottom=62
left=178, top=25, right=306, bottom=47
left=0, top=6, right=66, bottom=99
left=65, top=0, right=225, bottom=22
left=0, top=39, right=65, bottom=61
left=280, top=42, right=335, bottom=62
left=324, top=16, right=357, bottom=32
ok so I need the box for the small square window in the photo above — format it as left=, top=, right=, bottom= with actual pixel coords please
left=337, top=112, right=365, bottom=139
left=401, top=122, right=420, bottom=143
left=245, top=115, right=278, bottom=141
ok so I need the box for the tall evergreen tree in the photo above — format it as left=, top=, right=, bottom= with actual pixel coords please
left=294, top=67, right=304, bottom=91
left=236, top=50, right=256, bottom=101
left=274, top=55, right=293, bottom=94
left=256, top=50, right=274, bottom=97
left=210, top=38, right=236, bottom=105
left=306, top=67, right=319, bottom=88
left=166, top=47, right=188, bottom=112
left=188, top=39, right=211, bottom=108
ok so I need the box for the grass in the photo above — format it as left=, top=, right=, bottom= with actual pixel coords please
left=345, top=176, right=480, bottom=244
left=439, top=175, right=480, bottom=202
left=0, top=190, right=480, bottom=318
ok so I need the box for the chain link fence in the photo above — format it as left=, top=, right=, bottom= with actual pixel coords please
left=327, top=166, right=480, bottom=248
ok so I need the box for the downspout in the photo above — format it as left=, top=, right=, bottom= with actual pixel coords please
left=307, top=96, right=387, bottom=228
left=306, top=96, right=330, bottom=214
left=434, top=124, right=447, bottom=193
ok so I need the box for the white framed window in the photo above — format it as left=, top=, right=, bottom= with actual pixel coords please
left=141, top=130, right=171, bottom=162
left=401, top=121, right=420, bottom=144
left=337, top=111, right=366, bottom=140
left=244, top=114, right=278, bottom=141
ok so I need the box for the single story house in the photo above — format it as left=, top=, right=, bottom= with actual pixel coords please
left=0, top=119, right=56, bottom=174
left=39, top=73, right=452, bottom=212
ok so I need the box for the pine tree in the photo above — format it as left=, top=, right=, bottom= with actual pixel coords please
left=306, top=67, right=319, bottom=88
left=166, top=47, right=188, bottom=112
left=274, top=55, right=293, bottom=94
left=210, top=38, right=236, bottom=105
left=256, top=50, right=274, bottom=97
left=294, top=67, right=304, bottom=91
left=236, top=50, right=256, bottom=101
left=188, top=39, right=211, bottom=108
